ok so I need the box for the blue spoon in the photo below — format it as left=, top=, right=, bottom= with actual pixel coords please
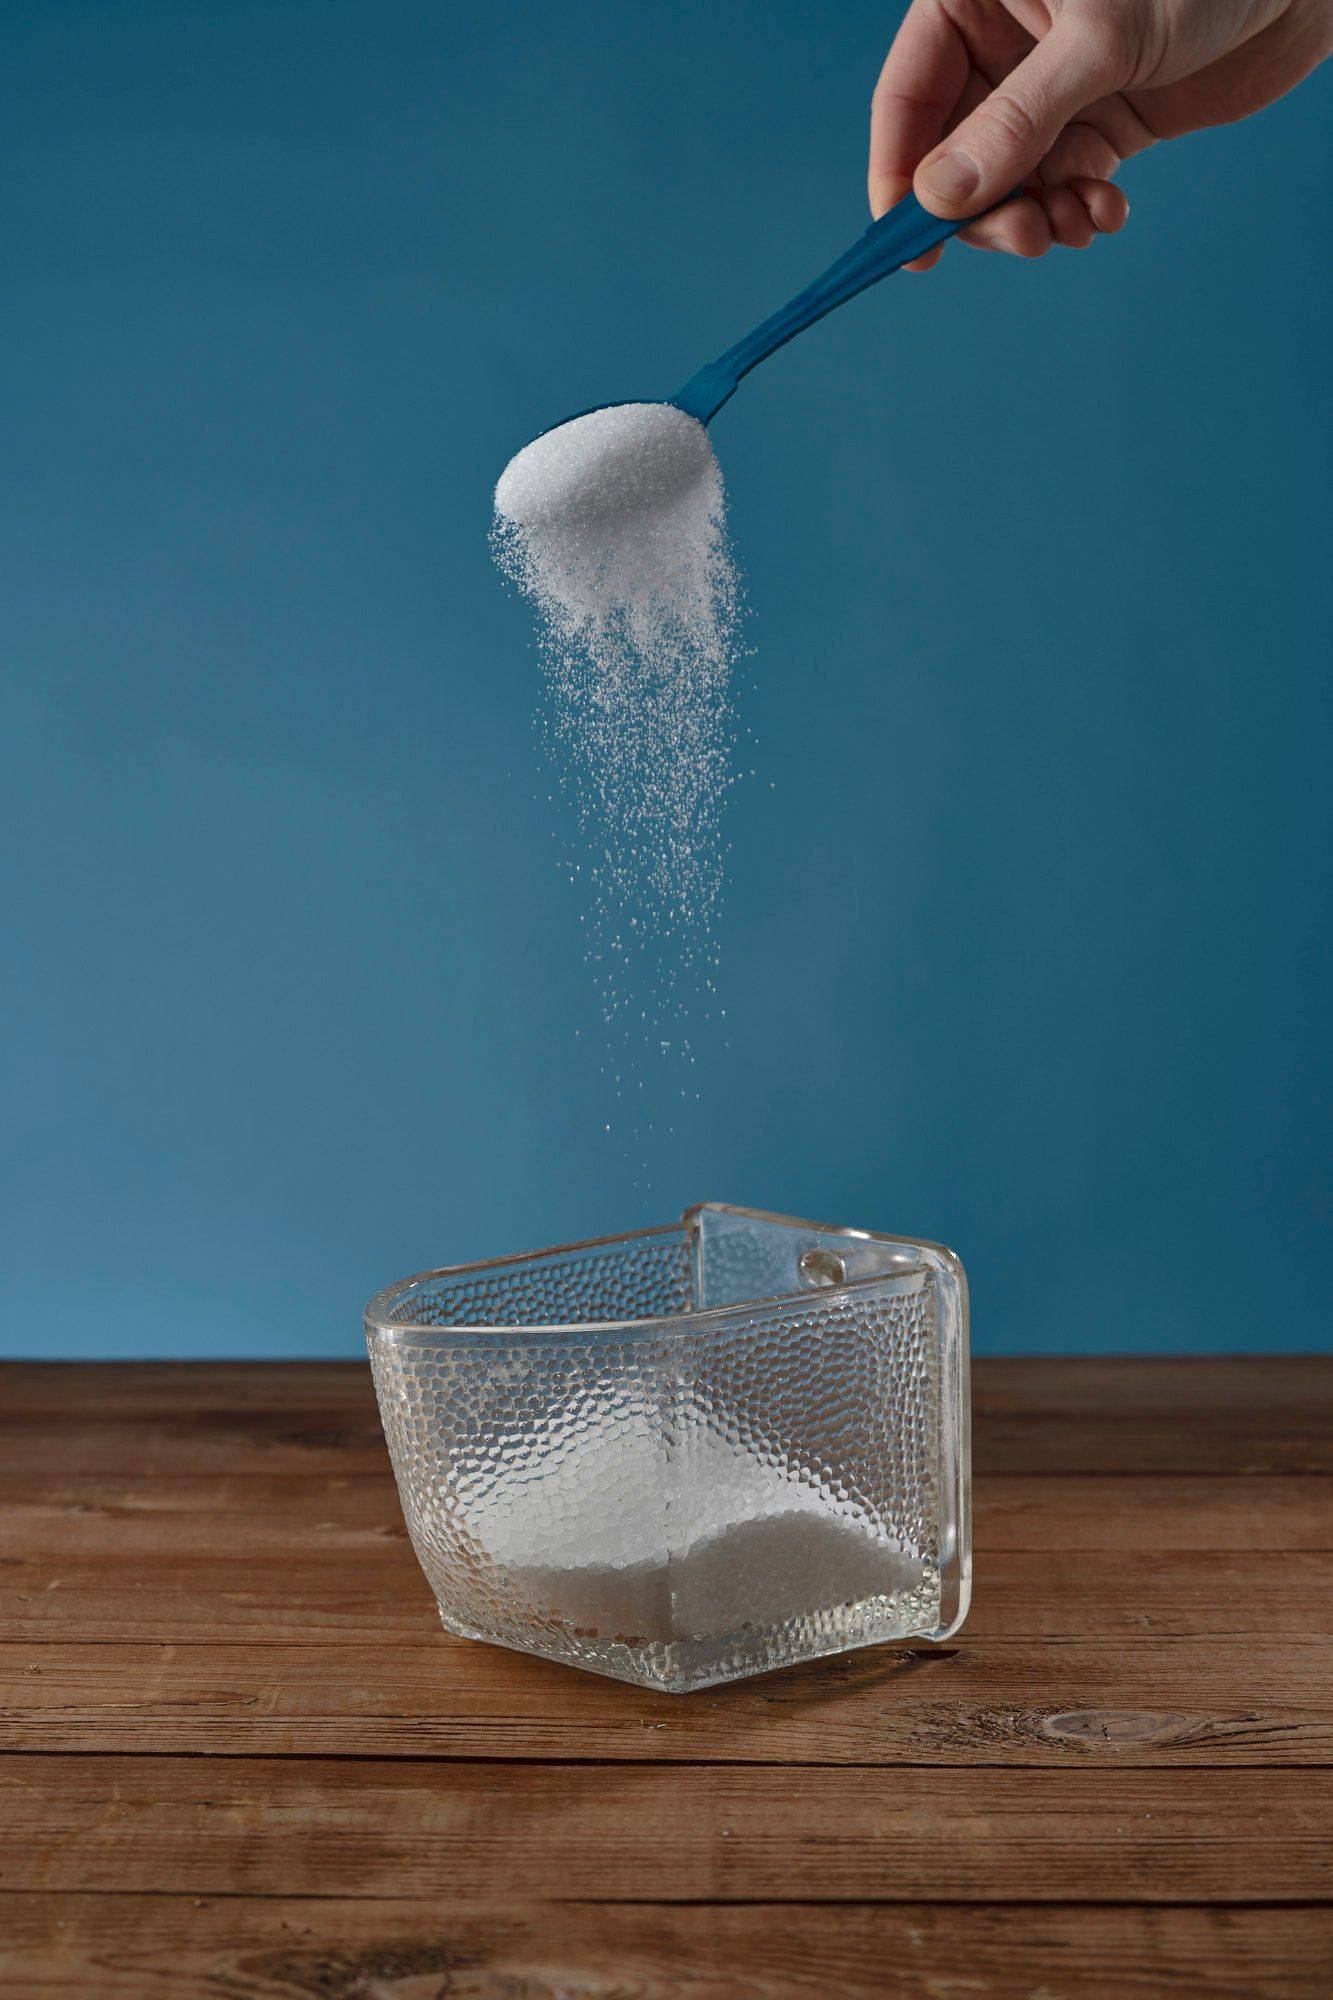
left=668, top=190, right=973, bottom=426
left=496, top=192, right=990, bottom=520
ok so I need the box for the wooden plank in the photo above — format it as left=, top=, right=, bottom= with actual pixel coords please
left=1, top=1472, right=1327, bottom=1556
left=0, top=1361, right=372, bottom=1420
left=971, top=1357, right=1333, bottom=1476
left=0, top=1757, right=1327, bottom=1903
left=977, top=1474, right=1333, bottom=1552
left=3, top=1894, right=1330, bottom=2000
left=3, top=1358, right=1330, bottom=1476
left=0, top=1485, right=406, bottom=1558
left=0, top=1363, right=390, bottom=1480
left=3, top=1544, right=1326, bottom=1645
left=1, top=1636, right=1327, bottom=1765
left=0, top=1360, right=1327, bottom=1998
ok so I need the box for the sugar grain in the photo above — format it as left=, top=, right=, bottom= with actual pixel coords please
left=493, top=402, right=742, bottom=1147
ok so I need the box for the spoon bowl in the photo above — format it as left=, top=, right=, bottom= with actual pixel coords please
left=494, top=401, right=714, bottom=533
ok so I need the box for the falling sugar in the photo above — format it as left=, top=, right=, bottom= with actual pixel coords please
left=492, top=403, right=742, bottom=1154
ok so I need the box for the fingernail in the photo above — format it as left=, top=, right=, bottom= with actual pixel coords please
left=919, top=150, right=980, bottom=207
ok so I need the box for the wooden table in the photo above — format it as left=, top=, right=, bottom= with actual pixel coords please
left=1, top=1358, right=1329, bottom=1997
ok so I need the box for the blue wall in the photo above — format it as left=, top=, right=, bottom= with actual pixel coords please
left=3, top=1, right=1329, bottom=1356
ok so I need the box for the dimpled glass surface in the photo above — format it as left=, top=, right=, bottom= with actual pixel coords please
left=366, top=1205, right=969, bottom=1692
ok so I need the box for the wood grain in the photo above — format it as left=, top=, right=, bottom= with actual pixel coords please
left=4, top=1356, right=1330, bottom=1474
left=0, top=1357, right=1329, bottom=1997
left=2, top=1471, right=1327, bottom=1553
left=2, top=1755, right=1329, bottom=1903
left=970, top=1356, right=1333, bottom=1475
left=3, top=1896, right=1330, bottom=2000
left=1, top=1636, right=1327, bottom=1765
left=3, top=1543, right=1327, bottom=1645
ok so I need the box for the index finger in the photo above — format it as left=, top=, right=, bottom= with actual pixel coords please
left=869, top=0, right=971, bottom=220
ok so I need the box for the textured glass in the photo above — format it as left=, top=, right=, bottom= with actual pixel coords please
left=365, top=1203, right=969, bottom=1692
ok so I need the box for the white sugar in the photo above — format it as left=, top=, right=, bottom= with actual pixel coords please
left=494, top=400, right=715, bottom=537
left=492, top=402, right=742, bottom=1145
left=475, top=1418, right=925, bottom=1644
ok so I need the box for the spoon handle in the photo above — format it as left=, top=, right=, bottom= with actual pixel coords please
left=671, top=192, right=974, bottom=426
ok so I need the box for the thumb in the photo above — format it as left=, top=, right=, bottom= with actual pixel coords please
left=914, top=16, right=1128, bottom=216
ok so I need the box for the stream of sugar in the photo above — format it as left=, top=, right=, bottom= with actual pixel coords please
left=492, top=402, right=743, bottom=1158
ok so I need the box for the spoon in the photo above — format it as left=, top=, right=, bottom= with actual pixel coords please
left=669, top=189, right=977, bottom=426
left=494, top=192, right=986, bottom=528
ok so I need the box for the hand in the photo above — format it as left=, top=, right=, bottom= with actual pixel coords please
left=869, top=0, right=1333, bottom=261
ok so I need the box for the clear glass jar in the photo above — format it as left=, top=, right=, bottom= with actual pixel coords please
left=365, top=1202, right=969, bottom=1692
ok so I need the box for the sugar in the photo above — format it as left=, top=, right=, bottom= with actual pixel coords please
left=508, top=1510, right=924, bottom=1646
left=476, top=1420, right=924, bottom=1644
left=492, top=403, right=742, bottom=1143
left=494, top=400, right=716, bottom=539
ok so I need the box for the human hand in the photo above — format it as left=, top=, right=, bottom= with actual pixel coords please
left=869, top=0, right=1333, bottom=261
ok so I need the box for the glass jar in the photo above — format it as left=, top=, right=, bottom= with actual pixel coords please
left=365, top=1201, right=969, bottom=1692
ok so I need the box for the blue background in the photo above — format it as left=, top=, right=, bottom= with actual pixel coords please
left=3, top=1, right=1329, bottom=1357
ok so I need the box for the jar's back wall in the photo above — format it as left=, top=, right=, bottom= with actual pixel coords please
left=384, top=1228, right=694, bottom=1329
